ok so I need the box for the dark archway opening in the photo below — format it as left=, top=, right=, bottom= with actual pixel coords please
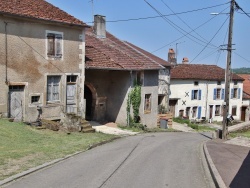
left=84, top=85, right=93, bottom=120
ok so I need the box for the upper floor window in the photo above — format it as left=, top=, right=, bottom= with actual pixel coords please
left=191, top=89, right=201, bottom=100
left=217, top=81, right=221, bottom=85
left=47, top=76, right=61, bottom=102
left=213, top=88, right=224, bottom=100
left=231, top=88, right=241, bottom=99
left=194, top=81, right=199, bottom=86
left=136, top=71, right=144, bottom=85
left=46, top=31, right=63, bottom=59
left=234, top=81, right=238, bottom=85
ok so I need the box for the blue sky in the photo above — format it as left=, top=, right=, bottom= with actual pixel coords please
left=47, top=0, right=250, bottom=69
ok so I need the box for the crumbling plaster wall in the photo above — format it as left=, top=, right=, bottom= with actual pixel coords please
left=0, top=16, right=85, bottom=122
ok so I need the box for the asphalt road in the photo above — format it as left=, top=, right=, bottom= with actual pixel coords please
left=5, top=132, right=215, bottom=188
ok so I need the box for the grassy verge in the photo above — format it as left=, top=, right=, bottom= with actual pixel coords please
left=0, top=119, right=118, bottom=180
left=118, top=125, right=180, bottom=133
left=173, top=117, right=216, bottom=132
left=229, top=129, right=250, bottom=138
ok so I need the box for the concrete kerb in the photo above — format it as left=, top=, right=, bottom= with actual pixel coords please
left=0, top=137, right=120, bottom=187
left=203, top=142, right=227, bottom=188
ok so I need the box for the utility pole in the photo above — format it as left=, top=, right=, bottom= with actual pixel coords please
left=222, top=0, right=235, bottom=140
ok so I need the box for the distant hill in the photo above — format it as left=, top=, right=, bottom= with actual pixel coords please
left=232, top=67, right=250, bottom=74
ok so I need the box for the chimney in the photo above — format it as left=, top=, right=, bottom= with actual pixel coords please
left=94, top=15, right=106, bottom=38
left=168, top=48, right=177, bottom=65
left=182, top=57, right=189, bottom=64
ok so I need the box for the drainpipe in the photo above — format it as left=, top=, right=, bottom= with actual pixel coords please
left=4, top=22, right=8, bottom=84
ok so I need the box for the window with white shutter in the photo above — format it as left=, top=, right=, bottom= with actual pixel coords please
left=47, top=76, right=61, bottom=102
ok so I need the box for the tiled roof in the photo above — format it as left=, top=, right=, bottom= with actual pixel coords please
left=171, top=64, right=244, bottom=81
left=0, top=0, right=87, bottom=27
left=85, top=28, right=166, bottom=70
left=238, top=74, right=250, bottom=99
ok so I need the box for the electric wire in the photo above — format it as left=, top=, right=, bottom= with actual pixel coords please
left=160, top=0, right=214, bottom=48
left=144, top=0, right=223, bottom=49
left=151, top=6, right=230, bottom=53
left=190, top=16, right=229, bottom=63
left=85, top=2, right=230, bottom=23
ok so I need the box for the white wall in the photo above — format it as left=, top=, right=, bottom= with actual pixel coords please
left=170, top=79, right=243, bottom=122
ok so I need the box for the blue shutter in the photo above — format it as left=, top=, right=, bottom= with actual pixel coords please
left=231, top=88, right=234, bottom=99
left=191, top=90, right=194, bottom=100
left=213, top=89, right=216, bottom=100
left=221, top=89, right=225, bottom=100
left=238, top=88, right=241, bottom=99
left=198, top=90, right=201, bottom=100
left=198, top=106, right=202, bottom=119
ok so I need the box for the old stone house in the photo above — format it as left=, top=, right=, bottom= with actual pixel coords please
left=85, top=15, right=170, bottom=128
left=170, top=63, right=244, bottom=122
left=0, top=0, right=88, bottom=122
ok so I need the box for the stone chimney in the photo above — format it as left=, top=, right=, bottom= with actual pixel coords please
left=94, top=15, right=106, bottom=38
left=168, top=48, right=177, bottom=65
left=182, top=57, right=189, bottom=64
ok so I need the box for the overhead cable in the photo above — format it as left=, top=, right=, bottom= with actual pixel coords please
left=190, top=16, right=229, bottom=63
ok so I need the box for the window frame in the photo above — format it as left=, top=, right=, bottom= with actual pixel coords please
left=215, top=105, right=221, bottom=116
left=232, top=106, right=237, bottom=116
left=46, top=30, right=63, bottom=60
left=47, top=76, right=61, bottom=103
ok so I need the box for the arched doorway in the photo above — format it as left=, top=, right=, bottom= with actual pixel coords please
left=84, top=83, right=97, bottom=121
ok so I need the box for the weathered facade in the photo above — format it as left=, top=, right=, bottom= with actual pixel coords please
left=85, top=15, right=168, bottom=128
left=0, top=0, right=87, bottom=122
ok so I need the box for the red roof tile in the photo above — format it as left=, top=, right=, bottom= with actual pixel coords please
left=238, top=74, right=250, bottom=99
left=171, top=64, right=244, bottom=81
left=85, top=28, right=165, bottom=70
left=0, top=0, right=87, bottom=27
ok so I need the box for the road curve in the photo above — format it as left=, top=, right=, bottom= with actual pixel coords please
left=5, top=132, right=214, bottom=188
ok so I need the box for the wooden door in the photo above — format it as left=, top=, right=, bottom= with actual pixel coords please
left=241, top=107, right=247, bottom=121
left=9, top=86, right=24, bottom=121
left=66, top=84, right=76, bottom=113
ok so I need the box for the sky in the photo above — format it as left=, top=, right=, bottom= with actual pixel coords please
left=46, top=0, right=250, bottom=69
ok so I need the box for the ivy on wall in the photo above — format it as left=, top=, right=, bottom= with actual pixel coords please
left=127, top=84, right=141, bottom=126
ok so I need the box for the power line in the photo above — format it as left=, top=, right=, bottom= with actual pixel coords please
left=190, top=16, right=229, bottom=63
left=85, top=2, right=230, bottom=23
left=144, top=0, right=223, bottom=50
left=160, top=0, right=211, bottom=48
left=150, top=5, right=230, bottom=53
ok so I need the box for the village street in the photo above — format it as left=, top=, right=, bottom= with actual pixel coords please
left=4, top=132, right=214, bottom=188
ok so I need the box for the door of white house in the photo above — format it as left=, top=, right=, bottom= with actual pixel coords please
left=9, top=86, right=24, bottom=121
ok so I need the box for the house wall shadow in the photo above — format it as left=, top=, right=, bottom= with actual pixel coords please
left=230, top=150, right=250, bottom=188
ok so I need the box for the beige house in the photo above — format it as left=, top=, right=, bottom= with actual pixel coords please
left=0, top=0, right=88, bottom=122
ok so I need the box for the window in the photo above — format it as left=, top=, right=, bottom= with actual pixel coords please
left=47, top=76, right=61, bottom=102
left=213, top=88, right=224, bottom=100
left=31, top=96, right=40, bottom=103
left=136, top=71, right=144, bottom=85
left=191, top=90, right=201, bottom=100
left=46, top=31, right=63, bottom=59
left=194, top=81, right=199, bottom=86
left=179, top=110, right=184, bottom=117
left=217, top=81, right=221, bottom=85
left=232, top=106, right=237, bottom=116
left=215, top=105, right=220, bottom=116
left=67, top=75, right=77, bottom=83
left=234, top=81, right=238, bottom=85
left=231, top=88, right=241, bottom=99
left=144, top=94, right=151, bottom=113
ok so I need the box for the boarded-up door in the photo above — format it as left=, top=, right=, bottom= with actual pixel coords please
left=66, top=84, right=76, bottom=113
left=9, top=86, right=24, bottom=121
